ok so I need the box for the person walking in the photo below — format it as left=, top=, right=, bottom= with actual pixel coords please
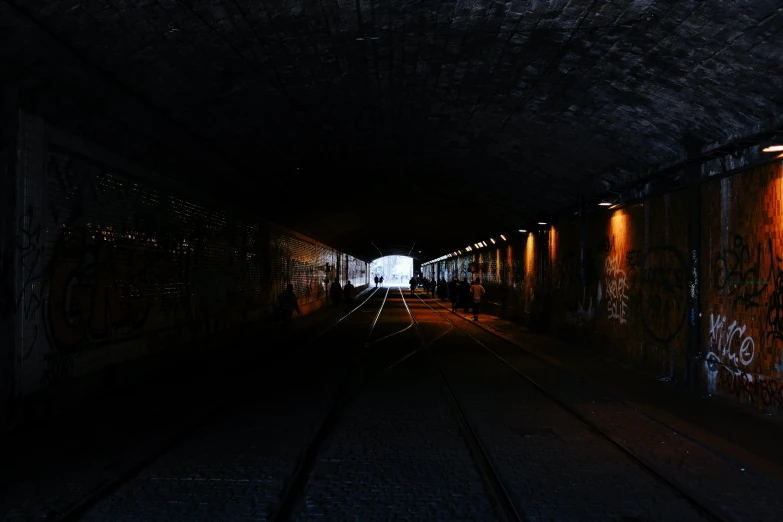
left=330, top=280, right=342, bottom=308
left=469, top=277, right=486, bottom=321
left=278, top=283, right=301, bottom=333
left=429, top=278, right=436, bottom=298
left=460, top=277, right=471, bottom=313
left=379, top=276, right=384, bottom=285
left=344, top=280, right=355, bottom=310
left=448, top=277, right=459, bottom=312
left=409, top=276, right=417, bottom=296
left=374, top=275, right=379, bottom=288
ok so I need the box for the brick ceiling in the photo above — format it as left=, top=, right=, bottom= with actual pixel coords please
left=2, top=0, right=783, bottom=261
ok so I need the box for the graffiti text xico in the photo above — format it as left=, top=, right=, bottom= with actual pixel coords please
left=708, top=313, right=755, bottom=368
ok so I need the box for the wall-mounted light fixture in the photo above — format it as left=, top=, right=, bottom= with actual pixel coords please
left=490, top=238, right=496, bottom=244
left=500, top=234, right=506, bottom=241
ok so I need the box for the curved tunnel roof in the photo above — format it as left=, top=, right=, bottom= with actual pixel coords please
left=2, top=0, right=782, bottom=261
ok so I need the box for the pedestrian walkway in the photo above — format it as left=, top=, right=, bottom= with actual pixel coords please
left=421, top=295, right=783, bottom=483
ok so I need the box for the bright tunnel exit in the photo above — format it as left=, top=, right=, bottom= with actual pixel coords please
left=370, top=256, right=413, bottom=286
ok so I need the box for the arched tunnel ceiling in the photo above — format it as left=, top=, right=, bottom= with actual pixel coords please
left=2, top=0, right=783, bottom=262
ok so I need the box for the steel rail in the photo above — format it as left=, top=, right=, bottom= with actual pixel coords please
left=415, top=294, right=732, bottom=522
left=58, top=286, right=386, bottom=522
left=400, top=291, right=524, bottom=522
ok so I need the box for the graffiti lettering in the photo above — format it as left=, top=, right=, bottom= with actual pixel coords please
left=708, top=313, right=755, bottom=368
left=605, top=256, right=628, bottom=324
left=705, top=364, right=783, bottom=412
left=767, top=262, right=783, bottom=345
left=712, top=235, right=772, bottom=309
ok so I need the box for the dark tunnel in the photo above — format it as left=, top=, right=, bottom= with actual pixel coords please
left=2, top=0, right=783, bottom=520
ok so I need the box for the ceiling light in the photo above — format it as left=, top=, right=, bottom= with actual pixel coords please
left=598, top=202, right=612, bottom=206
left=538, top=222, right=547, bottom=225
left=500, top=234, right=506, bottom=241
left=482, top=241, right=488, bottom=247
left=519, top=229, right=527, bottom=233
left=762, top=145, right=783, bottom=152
left=490, top=238, right=496, bottom=244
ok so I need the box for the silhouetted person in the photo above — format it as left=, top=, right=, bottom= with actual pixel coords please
left=278, top=283, right=301, bottom=332
left=429, top=278, right=436, bottom=297
left=448, top=277, right=459, bottom=312
left=470, top=277, right=486, bottom=321
left=460, top=277, right=471, bottom=312
left=344, top=280, right=355, bottom=310
left=374, top=275, right=379, bottom=288
left=409, top=276, right=417, bottom=296
left=380, top=276, right=384, bottom=285
left=330, top=280, right=342, bottom=308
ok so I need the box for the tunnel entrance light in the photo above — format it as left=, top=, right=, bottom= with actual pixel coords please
left=500, top=234, right=506, bottom=241
left=762, top=145, right=783, bottom=152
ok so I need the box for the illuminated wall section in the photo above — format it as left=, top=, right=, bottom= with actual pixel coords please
left=603, top=209, right=630, bottom=330
left=496, top=248, right=501, bottom=283
left=506, top=245, right=514, bottom=286
left=701, top=161, right=783, bottom=410
left=524, top=232, right=536, bottom=310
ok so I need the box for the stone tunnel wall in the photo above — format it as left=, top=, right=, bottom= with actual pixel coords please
left=429, top=161, right=783, bottom=415
left=6, top=111, right=369, bottom=426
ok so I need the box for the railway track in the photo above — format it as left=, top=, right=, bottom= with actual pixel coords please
left=409, top=292, right=733, bottom=522
left=400, top=289, right=524, bottom=522
left=54, top=285, right=739, bottom=521
left=57, top=286, right=387, bottom=522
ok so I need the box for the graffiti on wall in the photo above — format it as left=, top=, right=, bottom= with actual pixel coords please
left=641, top=246, right=686, bottom=342
left=712, top=235, right=773, bottom=310
left=605, top=255, right=628, bottom=324
left=766, top=261, right=783, bottom=345
left=15, top=206, right=46, bottom=361
left=709, top=233, right=783, bottom=373
left=706, top=313, right=755, bottom=369
left=706, top=364, right=783, bottom=412
left=47, top=231, right=192, bottom=353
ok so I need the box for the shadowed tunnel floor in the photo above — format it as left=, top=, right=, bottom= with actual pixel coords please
left=2, top=288, right=783, bottom=521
